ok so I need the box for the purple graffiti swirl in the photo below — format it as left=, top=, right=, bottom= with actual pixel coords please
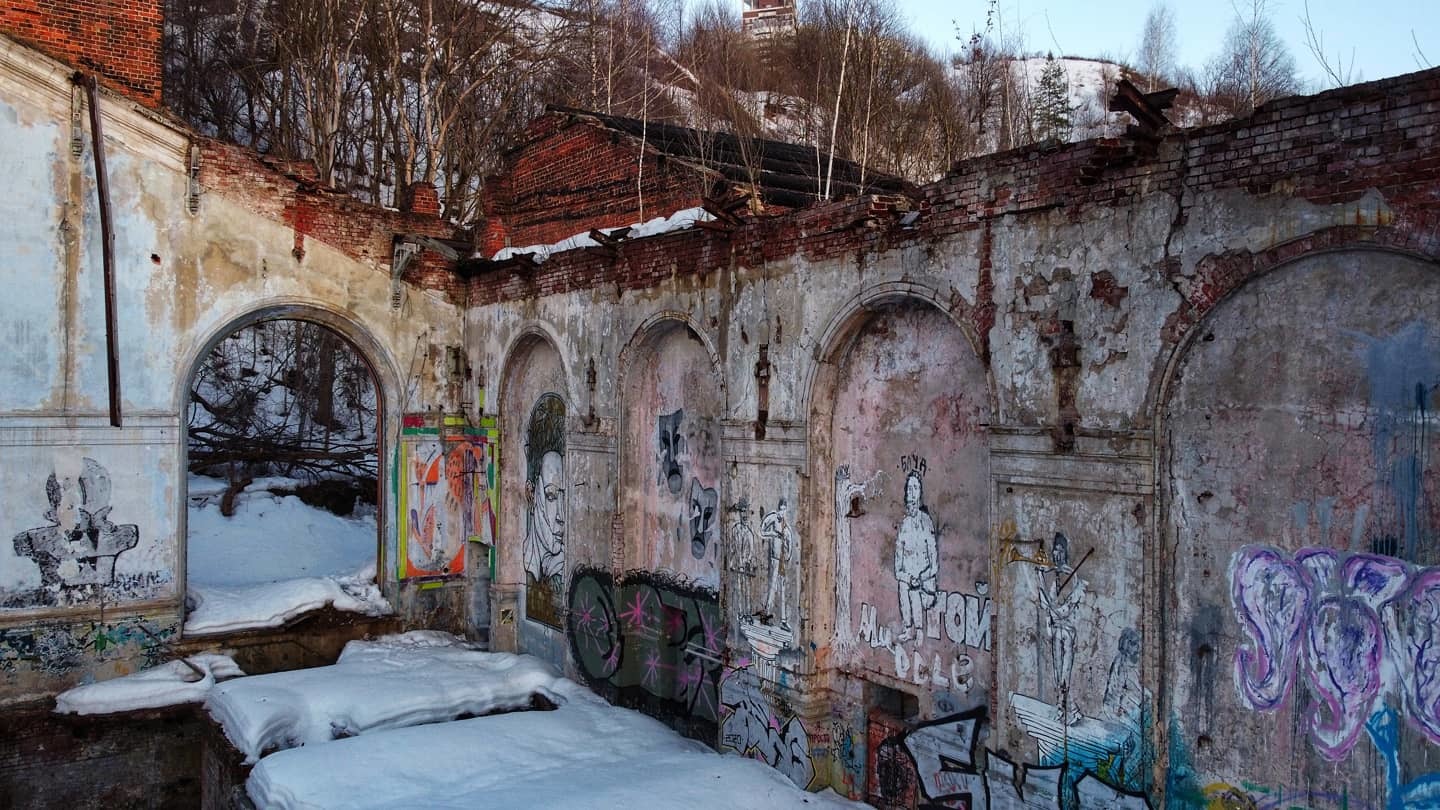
left=1303, top=596, right=1384, bottom=760
left=1397, top=569, right=1440, bottom=745
left=1232, top=546, right=1312, bottom=712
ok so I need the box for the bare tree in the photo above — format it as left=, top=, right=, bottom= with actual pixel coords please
left=1206, top=0, right=1299, bottom=116
left=1300, top=0, right=1357, bottom=87
left=1136, top=3, right=1177, bottom=92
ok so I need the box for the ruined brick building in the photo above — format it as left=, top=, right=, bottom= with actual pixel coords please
left=1, top=1, right=1438, bottom=807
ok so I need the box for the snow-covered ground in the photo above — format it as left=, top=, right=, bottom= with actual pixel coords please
left=187, top=475, right=377, bottom=587
left=54, top=654, right=245, bottom=715
left=185, top=563, right=389, bottom=636
left=213, top=632, right=862, bottom=809
left=186, top=475, right=387, bottom=635
left=207, top=632, right=562, bottom=762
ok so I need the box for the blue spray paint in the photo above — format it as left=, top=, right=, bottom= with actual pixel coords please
left=1356, top=322, right=1438, bottom=560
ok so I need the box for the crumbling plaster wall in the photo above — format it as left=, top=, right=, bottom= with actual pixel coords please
left=469, top=69, right=1440, bottom=808
left=0, top=40, right=463, bottom=704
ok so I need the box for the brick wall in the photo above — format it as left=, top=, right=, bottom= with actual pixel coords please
left=200, top=140, right=467, bottom=301
left=467, top=68, right=1440, bottom=333
left=1, top=0, right=162, bottom=107
left=482, top=115, right=710, bottom=255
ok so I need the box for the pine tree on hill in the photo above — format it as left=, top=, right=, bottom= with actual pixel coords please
left=1032, top=52, right=1073, bottom=143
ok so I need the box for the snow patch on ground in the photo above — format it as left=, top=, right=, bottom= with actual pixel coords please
left=54, top=654, right=244, bottom=715
left=243, top=659, right=866, bottom=809
left=488, top=206, right=715, bottom=263
left=185, top=563, right=389, bottom=636
left=187, top=475, right=377, bottom=587
left=206, top=632, right=563, bottom=763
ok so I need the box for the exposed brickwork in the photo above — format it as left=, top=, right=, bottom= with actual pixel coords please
left=200, top=140, right=467, bottom=301
left=467, top=68, right=1440, bottom=347
left=0, top=705, right=203, bottom=809
left=1, top=0, right=162, bottom=107
left=481, top=113, right=714, bottom=255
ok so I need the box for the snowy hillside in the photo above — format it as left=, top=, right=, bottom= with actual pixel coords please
left=1014, top=57, right=1129, bottom=140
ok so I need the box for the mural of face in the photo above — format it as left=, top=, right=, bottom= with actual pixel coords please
left=530, top=451, right=566, bottom=567
left=688, top=477, right=719, bottom=559
left=657, top=409, right=686, bottom=495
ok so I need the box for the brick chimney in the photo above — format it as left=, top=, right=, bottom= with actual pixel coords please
left=1, top=0, right=163, bottom=107
left=399, top=182, right=442, bottom=217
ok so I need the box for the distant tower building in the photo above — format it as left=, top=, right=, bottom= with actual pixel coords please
left=741, top=0, right=796, bottom=39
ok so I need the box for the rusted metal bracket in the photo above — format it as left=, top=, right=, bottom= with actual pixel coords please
left=79, top=73, right=122, bottom=427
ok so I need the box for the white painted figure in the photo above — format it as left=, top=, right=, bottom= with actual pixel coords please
left=895, top=471, right=938, bottom=642
left=762, top=498, right=795, bottom=628
left=1038, top=531, right=1086, bottom=720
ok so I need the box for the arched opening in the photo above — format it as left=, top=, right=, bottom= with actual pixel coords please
left=184, top=317, right=384, bottom=634
left=810, top=298, right=991, bottom=707
left=1156, top=249, right=1440, bottom=807
left=497, top=330, right=572, bottom=635
left=566, top=315, right=724, bottom=742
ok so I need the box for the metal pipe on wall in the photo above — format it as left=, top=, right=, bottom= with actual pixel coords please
left=82, top=73, right=122, bottom=427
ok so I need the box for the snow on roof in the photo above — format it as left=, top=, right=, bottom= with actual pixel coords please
left=54, top=654, right=244, bottom=716
left=487, top=206, right=715, bottom=263
left=205, top=631, right=568, bottom=763
left=184, top=563, right=390, bottom=636
left=245, top=668, right=866, bottom=810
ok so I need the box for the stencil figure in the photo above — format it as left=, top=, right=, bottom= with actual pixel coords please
left=1038, top=532, right=1086, bottom=718
left=726, top=499, right=758, bottom=618
left=1103, top=627, right=1143, bottom=723
left=895, top=471, right=938, bottom=641
left=656, top=409, right=686, bottom=495
left=763, top=498, right=796, bottom=627
left=13, top=457, right=139, bottom=597
left=726, top=498, right=757, bottom=576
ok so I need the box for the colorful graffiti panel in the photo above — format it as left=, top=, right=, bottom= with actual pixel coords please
left=1165, top=252, right=1440, bottom=807
left=396, top=415, right=498, bottom=579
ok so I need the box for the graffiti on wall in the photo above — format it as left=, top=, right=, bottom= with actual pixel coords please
left=567, top=567, right=722, bottom=741
left=836, top=451, right=991, bottom=696
left=867, top=706, right=1152, bottom=809
left=4, top=456, right=169, bottom=610
left=719, top=667, right=816, bottom=789
left=0, top=615, right=178, bottom=676
left=850, top=463, right=990, bottom=693
left=726, top=498, right=759, bottom=618
left=733, top=488, right=800, bottom=663
left=523, top=394, right=566, bottom=627
left=896, top=459, right=938, bottom=642
left=997, top=523, right=1151, bottom=806
left=637, top=399, right=721, bottom=588
left=1231, top=543, right=1440, bottom=802
left=397, top=416, right=498, bottom=579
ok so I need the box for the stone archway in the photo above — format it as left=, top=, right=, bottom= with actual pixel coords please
left=1156, top=249, right=1440, bottom=808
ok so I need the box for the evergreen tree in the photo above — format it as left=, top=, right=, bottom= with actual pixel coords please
left=1032, top=52, right=1072, bottom=143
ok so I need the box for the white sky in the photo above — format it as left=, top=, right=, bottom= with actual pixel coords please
left=704, top=1, right=1439, bottom=88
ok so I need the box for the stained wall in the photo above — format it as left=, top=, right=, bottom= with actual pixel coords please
left=0, top=38, right=464, bottom=703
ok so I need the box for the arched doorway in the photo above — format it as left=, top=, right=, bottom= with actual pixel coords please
left=183, top=315, right=384, bottom=632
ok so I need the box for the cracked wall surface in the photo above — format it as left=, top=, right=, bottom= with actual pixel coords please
left=2, top=19, right=1440, bottom=808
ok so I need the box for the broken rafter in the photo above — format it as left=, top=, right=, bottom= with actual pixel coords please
left=1109, top=78, right=1176, bottom=136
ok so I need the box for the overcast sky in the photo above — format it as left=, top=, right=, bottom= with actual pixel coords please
left=714, top=1, right=1438, bottom=88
